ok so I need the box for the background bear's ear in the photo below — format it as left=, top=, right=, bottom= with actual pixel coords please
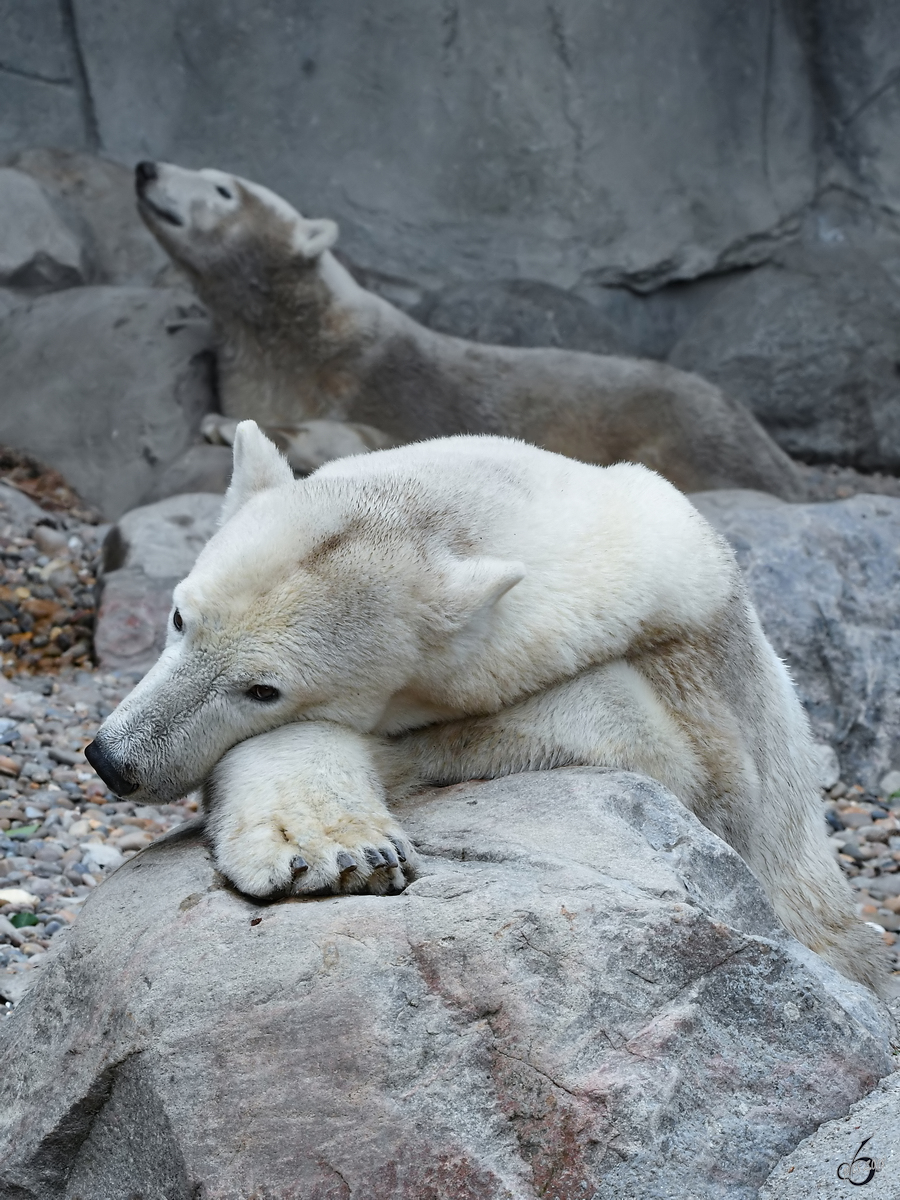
left=219, top=421, right=295, bottom=524
left=292, top=218, right=339, bottom=260
left=442, top=557, right=525, bottom=629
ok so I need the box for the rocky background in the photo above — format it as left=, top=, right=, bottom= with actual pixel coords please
left=2, top=2, right=900, bottom=1197
left=3, top=2, right=900, bottom=493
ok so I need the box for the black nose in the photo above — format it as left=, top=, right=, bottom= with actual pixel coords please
left=84, top=739, right=139, bottom=797
left=135, top=160, right=158, bottom=189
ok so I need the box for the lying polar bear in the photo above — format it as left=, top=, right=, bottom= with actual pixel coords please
left=135, top=160, right=803, bottom=499
left=87, top=423, right=885, bottom=994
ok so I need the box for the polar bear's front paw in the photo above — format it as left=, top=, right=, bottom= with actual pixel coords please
left=204, top=722, right=420, bottom=901
left=210, top=806, right=418, bottom=900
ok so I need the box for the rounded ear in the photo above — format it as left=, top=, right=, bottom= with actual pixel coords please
left=441, top=557, right=525, bottom=629
left=219, top=421, right=295, bottom=525
left=292, top=217, right=339, bottom=260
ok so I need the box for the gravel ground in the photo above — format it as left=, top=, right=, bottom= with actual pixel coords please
left=0, top=444, right=100, bottom=679
left=0, top=669, right=198, bottom=1013
left=825, top=784, right=900, bottom=953
left=0, top=452, right=898, bottom=1018
left=0, top=458, right=197, bottom=1016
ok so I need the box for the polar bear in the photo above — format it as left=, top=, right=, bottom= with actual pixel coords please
left=87, top=423, right=886, bottom=994
left=134, top=160, right=804, bottom=499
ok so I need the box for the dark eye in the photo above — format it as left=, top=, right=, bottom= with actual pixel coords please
left=246, top=684, right=280, bottom=702
left=172, top=609, right=184, bottom=632
left=216, top=186, right=233, bottom=199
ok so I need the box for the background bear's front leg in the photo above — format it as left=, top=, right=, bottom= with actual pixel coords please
left=204, top=722, right=417, bottom=898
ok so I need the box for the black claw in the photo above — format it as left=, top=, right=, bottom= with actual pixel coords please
left=336, top=850, right=357, bottom=873
left=365, top=847, right=387, bottom=869
left=388, top=836, right=407, bottom=863
left=290, top=855, right=309, bottom=874
left=380, top=845, right=399, bottom=869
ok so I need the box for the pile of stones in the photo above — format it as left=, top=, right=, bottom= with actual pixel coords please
left=0, top=445, right=100, bottom=678
left=826, top=778, right=900, bottom=950
left=0, top=670, right=197, bottom=1012
left=0, top=453, right=197, bottom=1014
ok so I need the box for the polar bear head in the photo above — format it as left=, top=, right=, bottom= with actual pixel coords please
left=86, top=423, right=523, bottom=803
left=135, top=161, right=338, bottom=311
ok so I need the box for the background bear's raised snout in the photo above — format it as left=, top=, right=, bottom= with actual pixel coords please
left=85, top=737, right=139, bottom=797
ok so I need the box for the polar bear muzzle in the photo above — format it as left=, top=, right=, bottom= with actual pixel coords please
left=84, top=736, right=139, bottom=797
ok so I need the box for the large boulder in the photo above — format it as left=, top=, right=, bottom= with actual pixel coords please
left=692, top=490, right=900, bottom=790
left=143, top=442, right=233, bottom=503
left=0, top=167, right=86, bottom=290
left=761, top=1072, right=900, bottom=1198
left=8, top=147, right=172, bottom=287
left=669, top=251, right=900, bottom=472
left=0, top=286, right=216, bottom=519
left=94, top=492, right=223, bottom=672
left=0, top=769, right=891, bottom=1200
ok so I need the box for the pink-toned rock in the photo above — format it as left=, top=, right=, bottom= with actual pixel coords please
left=93, top=569, right=174, bottom=667
left=95, top=492, right=222, bottom=671
left=0, top=770, right=891, bottom=1200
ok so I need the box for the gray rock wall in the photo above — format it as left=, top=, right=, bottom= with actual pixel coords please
left=809, top=2, right=900, bottom=211
left=0, top=0, right=95, bottom=158
left=0, top=2, right=897, bottom=296
left=0, top=287, right=216, bottom=518
left=669, top=247, right=900, bottom=472
left=63, top=0, right=817, bottom=292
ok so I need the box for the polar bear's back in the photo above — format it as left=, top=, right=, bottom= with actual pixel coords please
left=313, top=434, right=739, bottom=650
left=314, top=431, right=664, bottom=516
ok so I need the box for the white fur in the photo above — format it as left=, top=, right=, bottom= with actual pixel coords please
left=218, top=417, right=295, bottom=524
left=208, top=722, right=412, bottom=896
left=93, top=425, right=886, bottom=992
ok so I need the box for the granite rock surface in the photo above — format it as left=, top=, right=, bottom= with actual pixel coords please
left=670, top=250, right=900, bottom=473
left=0, top=287, right=216, bottom=519
left=0, top=769, right=892, bottom=1200
left=693, top=490, right=900, bottom=790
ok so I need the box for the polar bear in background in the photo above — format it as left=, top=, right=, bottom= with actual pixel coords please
left=86, top=423, right=887, bottom=995
left=134, top=160, right=805, bottom=499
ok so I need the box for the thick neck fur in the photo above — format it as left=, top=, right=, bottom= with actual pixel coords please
left=195, top=251, right=408, bottom=425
